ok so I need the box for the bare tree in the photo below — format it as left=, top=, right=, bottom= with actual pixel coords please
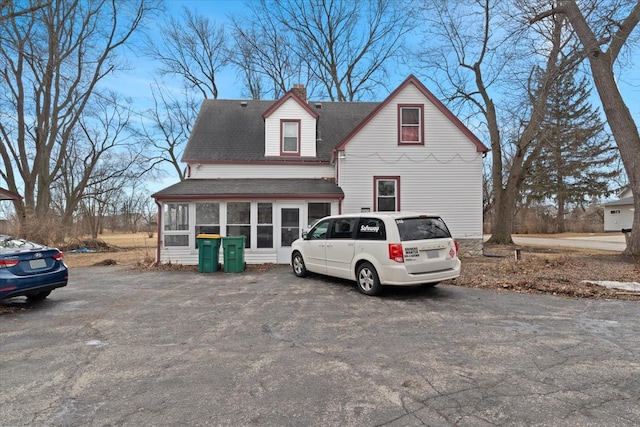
left=146, top=7, right=230, bottom=99
left=233, top=0, right=415, bottom=101
left=531, top=0, right=640, bottom=255
left=134, top=81, right=200, bottom=181
left=230, top=17, right=306, bottom=99
left=0, top=0, right=49, bottom=21
left=49, top=91, right=152, bottom=240
left=0, top=0, right=156, bottom=240
left=418, top=0, right=581, bottom=244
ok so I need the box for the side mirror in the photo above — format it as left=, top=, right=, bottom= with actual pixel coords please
left=302, top=230, right=309, bottom=239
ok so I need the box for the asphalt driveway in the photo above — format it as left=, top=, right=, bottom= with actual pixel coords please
left=1, top=265, right=639, bottom=426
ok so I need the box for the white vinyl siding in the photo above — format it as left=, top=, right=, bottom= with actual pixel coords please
left=264, top=98, right=317, bottom=157
left=336, top=83, right=485, bottom=240
left=189, top=163, right=334, bottom=179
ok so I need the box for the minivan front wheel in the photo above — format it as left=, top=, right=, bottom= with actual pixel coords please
left=292, top=251, right=307, bottom=277
left=356, top=262, right=382, bottom=296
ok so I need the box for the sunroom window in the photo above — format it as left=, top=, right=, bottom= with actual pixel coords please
left=163, top=203, right=189, bottom=246
left=227, top=202, right=251, bottom=248
left=195, top=202, right=220, bottom=248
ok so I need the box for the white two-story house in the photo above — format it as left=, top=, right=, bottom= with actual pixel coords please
left=152, top=75, right=489, bottom=265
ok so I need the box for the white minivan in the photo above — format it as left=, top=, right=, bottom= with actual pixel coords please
left=290, top=213, right=461, bottom=295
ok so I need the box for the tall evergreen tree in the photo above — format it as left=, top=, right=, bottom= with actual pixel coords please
left=524, top=71, right=619, bottom=233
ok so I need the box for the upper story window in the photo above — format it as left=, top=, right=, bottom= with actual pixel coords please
left=398, top=105, right=424, bottom=145
left=281, top=120, right=300, bottom=155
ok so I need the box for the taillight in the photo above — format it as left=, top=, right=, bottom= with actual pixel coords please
left=53, top=251, right=64, bottom=261
left=454, top=240, right=459, bottom=256
left=388, top=243, right=404, bottom=263
left=0, top=259, right=19, bottom=268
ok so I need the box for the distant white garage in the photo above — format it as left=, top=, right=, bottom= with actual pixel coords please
left=603, top=187, right=634, bottom=232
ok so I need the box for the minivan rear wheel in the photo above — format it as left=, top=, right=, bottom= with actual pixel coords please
left=356, top=262, right=382, bottom=296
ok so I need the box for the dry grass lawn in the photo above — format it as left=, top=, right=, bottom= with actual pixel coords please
left=62, top=232, right=157, bottom=268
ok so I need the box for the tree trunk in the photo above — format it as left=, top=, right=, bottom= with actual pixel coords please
left=557, top=173, right=566, bottom=233
left=489, top=188, right=516, bottom=244
left=589, top=66, right=640, bottom=255
left=556, top=200, right=565, bottom=233
left=559, top=1, right=640, bottom=255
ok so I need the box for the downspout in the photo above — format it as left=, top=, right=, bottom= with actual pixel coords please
left=154, top=199, right=162, bottom=264
left=332, top=148, right=343, bottom=214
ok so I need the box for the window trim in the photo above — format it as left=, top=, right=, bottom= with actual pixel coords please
left=398, top=104, right=424, bottom=145
left=280, top=119, right=301, bottom=156
left=374, top=176, right=400, bottom=212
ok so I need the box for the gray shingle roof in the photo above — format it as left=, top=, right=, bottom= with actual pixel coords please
left=152, top=178, right=344, bottom=199
left=182, top=99, right=379, bottom=162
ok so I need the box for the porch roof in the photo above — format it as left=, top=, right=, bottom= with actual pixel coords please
left=152, top=178, right=344, bottom=200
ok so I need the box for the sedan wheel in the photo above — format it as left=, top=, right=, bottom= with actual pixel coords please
left=26, top=290, right=51, bottom=302
left=356, top=262, right=382, bottom=296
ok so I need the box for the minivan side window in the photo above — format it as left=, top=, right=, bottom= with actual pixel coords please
left=396, top=217, right=451, bottom=241
left=308, top=219, right=330, bottom=240
left=356, top=218, right=386, bottom=240
left=329, top=218, right=357, bottom=239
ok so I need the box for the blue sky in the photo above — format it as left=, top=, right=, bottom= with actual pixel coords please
left=119, top=0, right=640, bottom=117
left=117, top=0, right=639, bottom=191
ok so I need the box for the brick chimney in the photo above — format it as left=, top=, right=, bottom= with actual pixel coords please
left=291, top=84, right=307, bottom=102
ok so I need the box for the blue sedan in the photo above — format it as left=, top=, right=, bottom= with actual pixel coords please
left=0, top=235, right=68, bottom=301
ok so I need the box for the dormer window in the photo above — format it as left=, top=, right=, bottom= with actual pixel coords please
left=398, top=104, right=424, bottom=145
left=281, top=120, right=300, bottom=155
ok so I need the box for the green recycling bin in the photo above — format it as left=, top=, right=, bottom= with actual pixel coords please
left=222, top=235, right=246, bottom=273
left=197, top=234, right=221, bottom=273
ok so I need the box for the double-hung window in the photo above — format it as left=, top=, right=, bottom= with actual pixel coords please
left=398, top=105, right=423, bottom=145
left=375, top=177, right=400, bottom=212
left=281, top=120, right=300, bottom=155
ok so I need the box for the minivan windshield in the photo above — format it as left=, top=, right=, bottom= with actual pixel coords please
left=395, top=217, right=451, bottom=241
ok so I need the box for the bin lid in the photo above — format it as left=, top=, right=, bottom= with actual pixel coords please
left=197, top=234, right=221, bottom=239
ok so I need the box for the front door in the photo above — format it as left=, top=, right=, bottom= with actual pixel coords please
left=277, top=206, right=302, bottom=263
